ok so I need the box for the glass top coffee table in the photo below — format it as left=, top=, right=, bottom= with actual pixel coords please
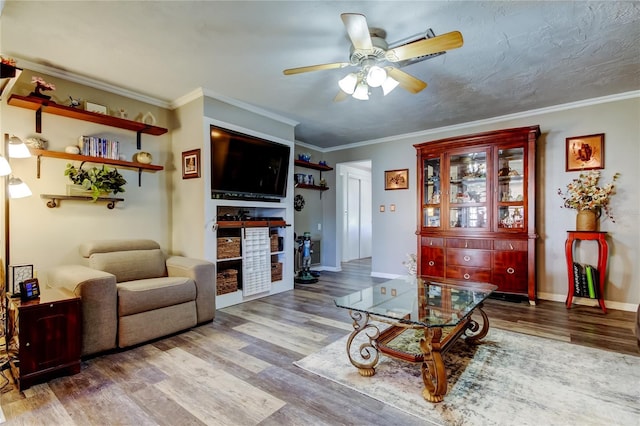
left=334, top=276, right=497, bottom=402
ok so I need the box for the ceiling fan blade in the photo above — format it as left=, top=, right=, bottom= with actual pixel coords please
left=386, top=67, right=427, bottom=94
left=333, top=91, right=349, bottom=102
left=283, top=62, right=350, bottom=75
left=341, top=13, right=373, bottom=51
left=386, top=31, right=463, bottom=62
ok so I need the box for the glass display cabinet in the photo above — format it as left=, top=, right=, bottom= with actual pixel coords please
left=415, top=126, right=540, bottom=303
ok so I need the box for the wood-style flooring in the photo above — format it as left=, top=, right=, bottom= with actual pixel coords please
left=1, top=258, right=637, bottom=425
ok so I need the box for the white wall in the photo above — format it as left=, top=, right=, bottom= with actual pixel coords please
left=319, top=94, right=640, bottom=309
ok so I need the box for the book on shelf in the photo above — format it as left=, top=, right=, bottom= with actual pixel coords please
left=585, top=264, right=599, bottom=299
left=572, top=262, right=599, bottom=299
left=79, top=136, right=120, bottom=160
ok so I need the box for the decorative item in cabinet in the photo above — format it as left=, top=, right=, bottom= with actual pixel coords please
left=415, top=125, right=539, bottom=304
left=217, top=237, right=241, bottom=259
left=216, top=269, right=238, bottom=295
left=271, top=262, right=283, bottom=282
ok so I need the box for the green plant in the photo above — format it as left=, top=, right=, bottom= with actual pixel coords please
left=64, top=162, right=127, bottom=201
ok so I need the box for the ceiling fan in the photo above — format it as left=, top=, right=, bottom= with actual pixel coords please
left=283, top=13, right=463, bottom=101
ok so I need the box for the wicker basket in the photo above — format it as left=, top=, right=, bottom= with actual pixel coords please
left=217, top=237, right=241, bottom=259
left=270, top=234, right=279, bottom=252
left=271, top=262, right=283, bottom=282
left=217, top=269, right=238, bottom=295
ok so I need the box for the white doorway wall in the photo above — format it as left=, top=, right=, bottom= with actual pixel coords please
left=337, top=161, right=372, bottom=262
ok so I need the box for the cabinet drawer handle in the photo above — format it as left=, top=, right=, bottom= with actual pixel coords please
left=25, top=342, right=30, bottom=347
left=430, top=240, right=433, bottom=246
left=463, top=255, right=471, bottom=262
left=463, top=273, right=470, bottom=279
left=464, top=241, right=468, bottom=248
left=428, top=261, right=435, bottom=266
left=509, top=243, right=514, bottom=250
left=507, top=267, right=515, bottom=274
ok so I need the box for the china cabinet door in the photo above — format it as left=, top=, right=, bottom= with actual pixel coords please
left=447, top=148, right=490, bottom=230
left=496, top=145, right=526, bottom=231
left=422, top=155, right=442, bottom=228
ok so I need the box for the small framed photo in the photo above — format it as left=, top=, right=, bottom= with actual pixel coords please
left=385, top=169, right=409, bottom=190
left=182, top=149, right=201, bottom=179
left=85, top=101, right=108, bottom=115
left=566, top=133, right=604, bottom=171
left=11, top=264, right=33, bottom=295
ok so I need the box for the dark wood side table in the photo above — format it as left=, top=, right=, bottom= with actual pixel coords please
left=564, top=231, right=608, bottom=313
left=6, top=288, right=82, bottom=390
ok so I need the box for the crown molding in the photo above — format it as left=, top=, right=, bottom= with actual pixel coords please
left=173, top=87, right=299, bottom=128
left=13, top=57, right=172, bottom=109
left=320, top=90, right=640, bottom=153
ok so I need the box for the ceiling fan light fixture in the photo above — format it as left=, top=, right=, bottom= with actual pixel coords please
left=366, top=65, right=387, bottom=87
left=382, top=76, right=400, bottom=96
left=338, top=73, right=358, bottom=94
left=352, top=81, right=370, bottom=100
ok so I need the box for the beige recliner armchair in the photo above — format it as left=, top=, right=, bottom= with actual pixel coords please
left=46, top=239, right=215, bottom=357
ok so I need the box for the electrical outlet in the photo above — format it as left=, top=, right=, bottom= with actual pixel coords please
left=317, top=223, right=322, bottom=231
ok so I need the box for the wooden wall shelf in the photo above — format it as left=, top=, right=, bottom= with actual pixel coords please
left=30, top=148, right=162, bottom=186
left=294, top=183, right=329, bottom=191
left=217, top=220, right=289, bottom=229
left=8, top=94, right=168, bottom=149
left=41, top=194, right=124, bottom=209
left=294, top=159, right=333, bottom=171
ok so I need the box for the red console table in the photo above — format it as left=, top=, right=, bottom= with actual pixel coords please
left=565, top=231, right=608, bottom=313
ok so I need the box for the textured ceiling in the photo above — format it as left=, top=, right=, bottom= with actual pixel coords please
left=2, top=1, right=639, bottom=149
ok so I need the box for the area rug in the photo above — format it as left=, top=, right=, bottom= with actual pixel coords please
left=294, top=328, right=640, bottom=425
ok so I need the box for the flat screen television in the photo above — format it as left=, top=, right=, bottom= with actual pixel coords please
left=210, top=125, right=290, bottom=200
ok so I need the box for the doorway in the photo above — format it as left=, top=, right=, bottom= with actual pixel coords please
left=337, top=161, right=372, bottom=263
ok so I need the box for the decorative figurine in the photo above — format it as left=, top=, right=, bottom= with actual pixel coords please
left=30, top=76, right=56, bottom=99
left=295, top=232, right=318, bottom=284
left=69, top=96, right=82, bottom=108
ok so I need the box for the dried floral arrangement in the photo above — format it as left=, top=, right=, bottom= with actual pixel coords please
left=557, top=170, right=619, bottom=221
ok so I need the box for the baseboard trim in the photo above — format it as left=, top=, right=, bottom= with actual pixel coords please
left=538, top=291, right=637, bottom=312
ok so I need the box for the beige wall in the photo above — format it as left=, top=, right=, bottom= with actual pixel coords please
left=1, top=70, right=172, bottom=279
left=319, top=95, right=640, bottom=310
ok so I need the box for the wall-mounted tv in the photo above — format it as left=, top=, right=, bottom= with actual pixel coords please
left=210, top=125, right=290, bottom=201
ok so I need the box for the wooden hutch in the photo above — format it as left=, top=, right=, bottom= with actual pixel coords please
left=414, top=125, right=540, bottom=304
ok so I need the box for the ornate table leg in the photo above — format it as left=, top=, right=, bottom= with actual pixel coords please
left=345, top=310, right=380, bottom=377
left=465, top=303, right=490, bottom=343
left=419, top=327, right=447, bottom=402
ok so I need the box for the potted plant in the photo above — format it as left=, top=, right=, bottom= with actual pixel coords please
left=64, top=163, right=127, bottom=201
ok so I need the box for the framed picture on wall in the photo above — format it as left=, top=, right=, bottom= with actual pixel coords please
left=566, top=133, right=604, bottom=171
left=182, top=149, right=201, bottom=179
left=11, top=264, right=33, bottom=295
left=384, top=169, right=409, bottom=190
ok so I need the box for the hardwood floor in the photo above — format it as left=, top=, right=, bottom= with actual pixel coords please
left=1, top=258, right=637, bottom=425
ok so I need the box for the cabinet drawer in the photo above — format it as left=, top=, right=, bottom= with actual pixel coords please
left=494, top=240, right=527, bottom=251
left=446, top=238, right=492, bottom=249
left=421, top=247, right=444, bottom=278
left=446, top=267, right=491, bottom=282
left=493, top=251, right=528, bottom=293
left=447, top=249, right=491, bottom=267
left=421, top=237, right=444, bottom=247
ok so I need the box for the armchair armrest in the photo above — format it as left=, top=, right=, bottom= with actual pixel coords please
left=166, top=256, right=215, bottom=323
left=46, top=265, right=118, bottom=357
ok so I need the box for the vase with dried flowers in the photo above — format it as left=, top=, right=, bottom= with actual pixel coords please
left=557, top=170, right=619, bottom=231
left=30, top=76, right=56, bottom=99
